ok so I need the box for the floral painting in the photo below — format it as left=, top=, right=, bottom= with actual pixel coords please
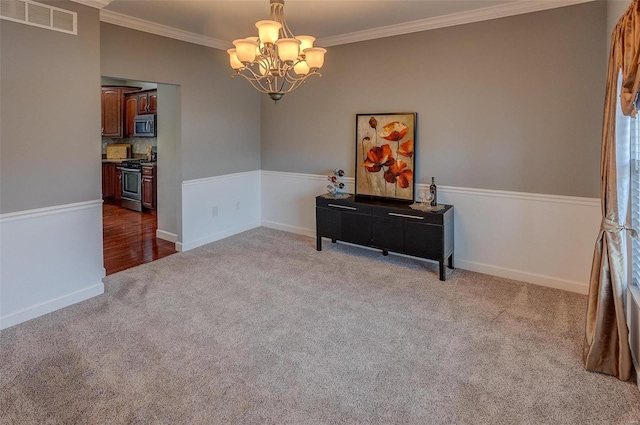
left=356, top=113, right=416, bottom=201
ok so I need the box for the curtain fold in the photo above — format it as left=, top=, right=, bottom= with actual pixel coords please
left=583, top=0, right=640, bottom=381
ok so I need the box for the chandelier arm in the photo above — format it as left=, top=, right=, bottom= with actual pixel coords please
left=271, top=2, right=294, bottom=39
left=234, top=72, right=271, bottom=94
left=240, top=65, right=268, bottom=85
left=280, top=11, right=294, bottom=38
left=236, top=65, right=278, bottom=93
left=283, top=72, right=303, bottom=85
left=276, top=74, right=290, bottom=94
left=283, top=68, right=321, bottom=85
left=243, top=62, right=277, bottom=93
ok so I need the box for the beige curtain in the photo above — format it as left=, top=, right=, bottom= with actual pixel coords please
left=583, top=0, right=640, bottom=381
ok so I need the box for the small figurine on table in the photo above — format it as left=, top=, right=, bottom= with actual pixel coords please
left=324, top=169, right=349, bottom=199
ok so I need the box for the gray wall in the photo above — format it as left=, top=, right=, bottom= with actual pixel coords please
left=607, top=0, right=629, bottom=37
left=0, top=2, right=101, bottom=213
left=100, top=23, right=261, bottom=182
left=261, top=2, right=606, bottom=198
left=157, top=84, right=181, bottom=237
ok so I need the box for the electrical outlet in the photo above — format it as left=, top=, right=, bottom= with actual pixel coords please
left=211, top=206, right=218, bottom=217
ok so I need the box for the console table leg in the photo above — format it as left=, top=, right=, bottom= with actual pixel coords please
left=448, top=253, right=454, bottom=269
left=331, top=239, right=337, bottom=243
left=439, top=261, right=446, bottom=281
left=316, top=236, right=322, bottom=251
left=382, top=250, right=388, bottom=256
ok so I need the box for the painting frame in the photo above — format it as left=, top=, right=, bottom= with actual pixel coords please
left=355, top=112, right=417, bottom=202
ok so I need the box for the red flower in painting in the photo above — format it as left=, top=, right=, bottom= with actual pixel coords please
left=380, top=121, right=408, bottom=142
left=384, top=160, right=413, bottom=188
left=398, top=139, right=413, bottom=158
left=363, top=144, right=394, bottom=172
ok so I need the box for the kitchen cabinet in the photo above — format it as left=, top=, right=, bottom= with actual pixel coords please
left=102, top=162, right=116, bottom=199
left=137, top=89, right=157, bottom=114
left=124, top=89, right=157, bottom=137
left=102, top=162, right=123, bottom=200
left=124, top=93, right=138, bottom=138
left=142, top=165, right=156, bottom=210
left=114, top=167, right=122, bottom=200
left=101, top=86, right=140, bottom=138
left=316, top=195, right=454, bottom=281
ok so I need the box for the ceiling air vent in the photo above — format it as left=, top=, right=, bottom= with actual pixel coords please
left=1, top=0, right=77, bottom=35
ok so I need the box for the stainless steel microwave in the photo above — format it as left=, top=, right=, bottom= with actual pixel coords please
left=133, top=114, right=156, bottom=137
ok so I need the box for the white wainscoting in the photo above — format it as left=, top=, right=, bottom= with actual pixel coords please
left=0, top=200, right=105, bottom=330
left=261, top=171, right=355, bottom=237
left=181, top=170, right=262, bottom=252
left=261, top=171, right=601, bottom=294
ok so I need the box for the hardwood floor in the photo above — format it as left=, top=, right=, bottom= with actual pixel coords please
left=103, top=201, right=177, bottom=275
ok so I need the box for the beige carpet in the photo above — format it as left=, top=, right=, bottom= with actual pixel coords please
left=1, top=227, right=639, bottom=424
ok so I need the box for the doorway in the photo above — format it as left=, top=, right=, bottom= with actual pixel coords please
left=101, top=77, right=179, bottom=275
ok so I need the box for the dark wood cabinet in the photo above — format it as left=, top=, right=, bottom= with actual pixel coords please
left=142, top=165, right=156, bottom=210
left=341, top=210, right=373, bottom=246
left=124, top=93, right=138, bottom=138
left=101, top=86, right=140, bottom=138
left=102, top=162, right=123, bottom=200
left=114, top=167, right=122, bottom=200
left=101, top=89, right=123, bottom=138
left=137, top=89, right=157, bottom=114
left=102, top=162, right=116, bottom=199
left=372, top=216, right=404, bottom=252
left=316, top=195, right=454, bottom=281
left=123, top=89, right=157, bottom=137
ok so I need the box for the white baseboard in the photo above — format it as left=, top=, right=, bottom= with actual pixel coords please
left=0, top=283, right=104, bottom=330
left=180, top=221, right=261, bottom=252
left=261, top=171, right=600, bottom=294
left=455, top=259, right=588, bottom=294
left=262, top=220, right=315, bottom=238
left=0, top=200, right=105, bottom=329
left=156, top=229, right=177, bottom=243
left=156, top=228, right=181, bottom=251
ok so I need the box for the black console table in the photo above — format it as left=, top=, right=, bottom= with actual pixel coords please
left=316, top=195, right=454, bottom=281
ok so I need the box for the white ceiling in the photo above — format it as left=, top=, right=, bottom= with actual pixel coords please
left=100, top=0, right=595, bottom=48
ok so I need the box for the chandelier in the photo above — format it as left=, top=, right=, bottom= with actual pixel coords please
left=227, top=0, right=327, bottom=102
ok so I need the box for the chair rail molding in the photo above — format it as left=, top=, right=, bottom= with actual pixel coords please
left=261, top=170, right=600, bottom=294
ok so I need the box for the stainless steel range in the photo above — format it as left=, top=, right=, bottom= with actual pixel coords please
left=118, top=159, right=143, bottom=211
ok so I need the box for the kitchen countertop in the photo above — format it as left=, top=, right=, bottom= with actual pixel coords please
left=102, top=158, right=156, bottom=166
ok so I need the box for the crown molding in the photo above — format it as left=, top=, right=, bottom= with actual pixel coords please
left=317, top=0, right=597, bottom=47
left=71, top=0, right=113, bottom=9
left=98, top=0, right=596, bottom=51
left=99, top=9, right=230, bottom=50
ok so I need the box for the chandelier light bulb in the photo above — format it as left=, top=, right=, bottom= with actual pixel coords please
left=255, top=20, right=281, bottom=45
left=275, top=38, right=301, bottom=62
left=227, top=48, right=244, bottom=70
left=304, top=47, right=327, bottom=69
left=293, top=60, right=310, bottom=75
left=295, top=35, right=315, bottom=54
left=232, top=38, right=259, bottom=63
